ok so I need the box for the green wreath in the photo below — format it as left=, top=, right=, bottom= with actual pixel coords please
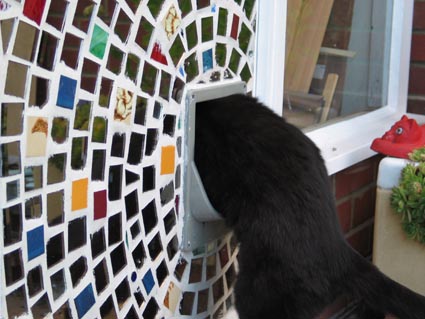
left=391, top=148, right=425, bottom=244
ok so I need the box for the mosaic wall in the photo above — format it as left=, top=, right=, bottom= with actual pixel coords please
left=0, top=0, right=257, bottom=318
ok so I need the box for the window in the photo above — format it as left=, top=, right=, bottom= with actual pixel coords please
left=255, top=0, right=417, bottom=174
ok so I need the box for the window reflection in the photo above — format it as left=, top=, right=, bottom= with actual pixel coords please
left=284, top=0, right=393, bottom=129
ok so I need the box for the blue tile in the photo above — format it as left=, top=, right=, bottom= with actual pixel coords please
left=179, top=66, right=185, bottom=77
left=202, top=49, right=213, bottom=72
left=131, top=271, right=137, bottom=282
left=142, top=270, right=155, bottom=294
left=74, top=284, right=95, bottom=318
left=57, top=75, right=77, bottom=109
left=27, top=225, right=45, bottom=260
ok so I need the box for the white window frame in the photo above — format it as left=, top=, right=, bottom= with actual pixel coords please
left=254, top=0, right=423, bottom=175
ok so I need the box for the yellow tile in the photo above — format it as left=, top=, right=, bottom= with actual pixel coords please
left=161, top=145, right=175, bottom=175
left=72, top=178, right=88, bottom=211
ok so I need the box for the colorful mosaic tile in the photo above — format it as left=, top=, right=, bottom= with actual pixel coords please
left=90, top=24, right=108, bottom=59
left=0, top=0, right=256, bottom=317
left=27, top=225, right=45, bottom=260
left=74, top=284, right=96, bottom=318
left=163, top=5, right=181, bottom=39
left=26, top=117, right=48, bottom=157
left=203, top=48, right=213, bottom=72
left=57, top=76, right=77, bottom=109
left=23, top=0, right=46, bottom=25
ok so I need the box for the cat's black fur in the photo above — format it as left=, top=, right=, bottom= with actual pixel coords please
left=194, top=94, right=425, bottom=319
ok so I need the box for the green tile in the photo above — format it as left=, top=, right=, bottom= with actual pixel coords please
left=140, top=62, right=157, bottom=96
left=215, top=43, right=226, bottom=67
left=201, top=16, right=213, bottom=42
left=126, top=53, right=140, bottom=82
left=178, top=0, right=192, bottom=17
left=136, top=17, right=154, bottom=51
left=170, top=35, right=185, bottom=66
left=238, top=23, right=251, bottom=54
left=147, top=0, right=165, bottom=18
left=74, top=100, right=92, bottom=130
left=184, top=53, right=198, bottom=82
left=107, top=45, right=124, bottom=74
left=240, top=63, right=252, bottom=83
left=92, top=117, right=107, bottom=143
left=186, top=21, right=198, bottom=50
left=244, top=0, right=255, bottom=18
left=217, top=8, right=227, bottom=36
left=71, top=137, right=88, bottom=170
left=160, top=71, right=171, bottom=100
left=229, top=49, right=241, bottom=73
left=51, top=117, right=69, bottom=144
left=90, top=24, right=108, bottom=59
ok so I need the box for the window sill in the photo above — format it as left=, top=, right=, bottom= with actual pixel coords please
left=305, top=110, right=425, bottom=175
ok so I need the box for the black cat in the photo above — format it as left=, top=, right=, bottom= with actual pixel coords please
left=194, top=94, right=425, bottom=319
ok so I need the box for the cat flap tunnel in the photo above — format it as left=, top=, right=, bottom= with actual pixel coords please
left=182, top=81, right=247, bottom=251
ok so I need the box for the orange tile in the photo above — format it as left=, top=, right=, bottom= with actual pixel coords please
left=72, top=178, right=88, bottom=211
left=161, top=145, right=175, bottom=175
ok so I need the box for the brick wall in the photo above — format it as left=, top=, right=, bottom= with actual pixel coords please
left=408, top=0, right=425, bottom=114
left=332, top=155, right=383, bottom=257
left=336, top=0, right=425, bottom=257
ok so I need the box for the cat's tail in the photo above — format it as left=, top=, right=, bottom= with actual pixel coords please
left=345, top=251, right=425, bottom=319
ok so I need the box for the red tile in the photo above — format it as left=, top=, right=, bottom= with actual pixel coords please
left=151, top=42, right=168, bottom=65
left=94, top=190, right=107, bottom=220
left=23, top=0, right=47, bottom=25
left=230, top=14, right=239, bottom=40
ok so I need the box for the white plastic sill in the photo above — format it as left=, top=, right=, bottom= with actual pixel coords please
left=305, top=112, right=425, bottom=176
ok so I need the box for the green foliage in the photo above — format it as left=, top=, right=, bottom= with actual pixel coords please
left=391, top=148, right=425, bottom=244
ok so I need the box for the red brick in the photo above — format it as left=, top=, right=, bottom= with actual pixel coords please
left=346, top=224, right=374, bottom=257
left=334, top=159, right=376, bottom=199
left=411, top=33, right=425, bottom=62
left=352, top=187, right=376, bottom=227
left=407, top=98, right=425, bottom=115
left=413, top=1, right=425, bottom=29
left=337, top=200, right=352, bottom=233
left=408, top=65, right=425, bottom=95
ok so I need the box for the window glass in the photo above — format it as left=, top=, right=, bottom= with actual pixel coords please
left=284, top=0, right=393, bottom=129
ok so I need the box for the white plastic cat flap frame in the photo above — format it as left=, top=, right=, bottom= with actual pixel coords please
left=181, top=81, right=247, bottom=251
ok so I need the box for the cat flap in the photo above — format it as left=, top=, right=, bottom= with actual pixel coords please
left=181, top=81, right=246, bottom=251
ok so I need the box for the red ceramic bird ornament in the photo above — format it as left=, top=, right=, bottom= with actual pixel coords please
left=371, top=115, right=425, bottom=159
